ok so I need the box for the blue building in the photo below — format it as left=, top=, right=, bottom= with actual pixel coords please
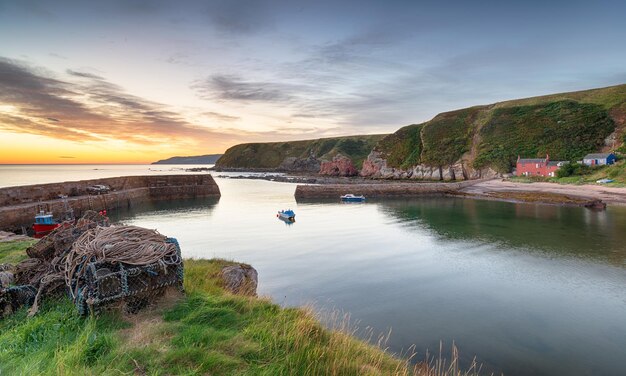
left=582, top=153, right=616, bottom=166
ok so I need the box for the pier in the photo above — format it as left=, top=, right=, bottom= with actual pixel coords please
left=0, top=175, right=220, bottom=232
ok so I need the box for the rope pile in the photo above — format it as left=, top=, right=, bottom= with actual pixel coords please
left=65, top=226, right=180, bottom=299
left=1, top=210, right=181, bottom=317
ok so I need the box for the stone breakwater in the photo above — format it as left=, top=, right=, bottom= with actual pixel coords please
left=0, top=175, right=220, bottom=232
left=294, top=180, right=479, bottom=199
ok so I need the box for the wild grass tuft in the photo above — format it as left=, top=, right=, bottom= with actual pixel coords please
left=1, top=242, right=486, bottom=376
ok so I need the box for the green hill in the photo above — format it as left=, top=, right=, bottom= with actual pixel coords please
left=216, top=135, right=385, bottom=170
left=152, top=154, right=223, bottom=164
left=373, top=84, right=626, bottom=177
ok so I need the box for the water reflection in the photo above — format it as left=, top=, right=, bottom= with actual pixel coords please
left=110, top=196, right=220, bottom=223
left=377, top=197, right=626, bottom=267
left=116, top=182, right=626, bottom=376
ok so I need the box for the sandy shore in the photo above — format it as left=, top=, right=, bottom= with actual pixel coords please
left=460, top=179, right=626, bottom=206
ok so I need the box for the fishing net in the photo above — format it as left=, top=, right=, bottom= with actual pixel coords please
left=68, top=226, right=183, bottom=315
left=0, top=285, right=36, bottom=319
left=3, top=211, right=182, bottom=318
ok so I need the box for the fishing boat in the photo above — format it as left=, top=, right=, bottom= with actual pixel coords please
left=340, top=194, right=365, bottom=202
left=33, top=211, right=61, bottom=237
left=277, top=209, right=296, bottom=222
left=32, top=196, right=76, bottom=238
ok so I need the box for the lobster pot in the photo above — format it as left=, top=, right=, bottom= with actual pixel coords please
left=75, top=237, right=183, bottom=315
left=0, top=285, right=37, bottom=318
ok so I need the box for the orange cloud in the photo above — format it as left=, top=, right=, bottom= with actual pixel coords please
left=0, top=58, right=239, bottom=163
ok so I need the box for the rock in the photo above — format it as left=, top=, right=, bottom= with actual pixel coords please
left=319, top=153, right=358, bottom=177
left=585, top=199, right=607, bottom=211
left=278, top=156, right=321, bottom=172
left=0, top=271, right=14, bottom=288
left=0, top=231, right=29, bottom=242
left=219, top=264, right=258, bottom=296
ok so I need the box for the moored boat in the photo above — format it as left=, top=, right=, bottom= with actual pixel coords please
left=33, top=211, right=61, bottom=237
left=32, top=195, right=77, bottom=238
left=340, top=194, right=365, bottom=202
left=277, top=209, right=296, bottom=222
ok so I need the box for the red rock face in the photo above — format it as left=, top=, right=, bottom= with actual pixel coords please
left=359, top=158, right=381, bottom=176
left=319, top=154, right=358, bottom=176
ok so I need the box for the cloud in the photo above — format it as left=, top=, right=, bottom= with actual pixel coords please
left=66, top=69, right=105, bottom=80
left=205, top=0, right=275, bottom=35
left=202, top=111, right=240, bottom=122
left=193, top=74, right=297, bottom=102
left=0, top=57, right=236, bottom=147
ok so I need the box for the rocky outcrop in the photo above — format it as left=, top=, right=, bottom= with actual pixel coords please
left=319, top=154, right=358, bottom=176
left=278, top=156, right=321, bottom=172
left=360, top=150, right=501, bottom=181
left=219, top=264, right=258, bottom=296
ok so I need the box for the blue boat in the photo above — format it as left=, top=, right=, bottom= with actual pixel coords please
left=277, top=209, right=296, bottom=221
left=340, top=194, right=365, bottom=202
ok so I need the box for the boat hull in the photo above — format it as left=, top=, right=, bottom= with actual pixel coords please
left=33, top=223, right=61, bottom=238
left=278, top=214, right=295, bottom=221
left=341, top=197, right=365, bottom=202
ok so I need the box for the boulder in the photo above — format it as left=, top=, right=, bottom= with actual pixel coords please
left=219, top=264, right=258, bottom=296
left=319, top=153, right=358, bottom=177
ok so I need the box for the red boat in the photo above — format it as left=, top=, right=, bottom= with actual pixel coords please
left=32, top=195, right=77, bottom=238
left=33, top=211, right=61, bottom=238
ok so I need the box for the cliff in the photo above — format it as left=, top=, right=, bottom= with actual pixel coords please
left=362, top=84, right=626, bottom=180
left=215, top=135, right=385, bottom=173
left=152, top=154, right=222, bottom=164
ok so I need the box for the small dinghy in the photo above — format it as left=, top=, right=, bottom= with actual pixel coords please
left=340, top=194, right=365, bottom=202
left=277, top=209, right=296, bottom=222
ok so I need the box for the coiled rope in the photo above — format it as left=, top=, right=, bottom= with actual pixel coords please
left=64, top=226, right=180, bottom=299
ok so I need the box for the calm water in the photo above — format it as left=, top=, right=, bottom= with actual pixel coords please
left=2, top=165, right=626, bottom=376
left=0, top=164, right=218, bottom=187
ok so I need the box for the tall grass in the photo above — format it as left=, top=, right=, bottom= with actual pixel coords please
left=1, top=245, right=487, bottom=376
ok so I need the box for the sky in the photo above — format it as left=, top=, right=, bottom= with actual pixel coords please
left=1, top=0, right=625, bottom=164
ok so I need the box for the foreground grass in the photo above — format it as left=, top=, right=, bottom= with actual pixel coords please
left=2, top=241, right=474, bottom=376
left=0, top=239, right=35, bottom=264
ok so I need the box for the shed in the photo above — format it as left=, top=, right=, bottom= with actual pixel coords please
left=582, top=153, right=616, bottom=166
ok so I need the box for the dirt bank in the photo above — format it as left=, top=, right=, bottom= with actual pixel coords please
left=460, top=179, right=626, bottom=206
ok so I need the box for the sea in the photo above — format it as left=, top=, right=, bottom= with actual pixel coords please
left=1, top=164, right=626, bottom=376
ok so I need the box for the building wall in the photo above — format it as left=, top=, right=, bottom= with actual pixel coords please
left=516, top=162, right=560, bottom=177
left=582, top=154, right=616, bottom=166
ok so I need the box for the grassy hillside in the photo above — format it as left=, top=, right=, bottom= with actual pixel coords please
left=474, top=101, right=614, bottom=171
left=152, top=154, right=223, bottom=164
left=2, top=241, right=456, bottom=376
left=216, top=135, right=385, bottom=170
left=375, top=123, right=424, bottom=169
left=374, top=84, right=626, bottom=173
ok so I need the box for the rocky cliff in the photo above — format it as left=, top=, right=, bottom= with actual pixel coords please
left=361, top=84, right=626, bottom=180
left=215, top=135, right=385, bottom=173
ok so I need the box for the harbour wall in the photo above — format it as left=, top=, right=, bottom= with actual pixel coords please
left=0, top=175, right=221, bottom=232
left=294, top=180, right=479, bottom=199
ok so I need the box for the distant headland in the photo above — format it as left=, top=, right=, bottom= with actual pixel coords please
left=152, top=154, right=223, bottom=165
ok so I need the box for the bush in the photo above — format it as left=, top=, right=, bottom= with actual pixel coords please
left=556, top=163, right=575, bottom=178
left=556, top=162, right=590, bottom=178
